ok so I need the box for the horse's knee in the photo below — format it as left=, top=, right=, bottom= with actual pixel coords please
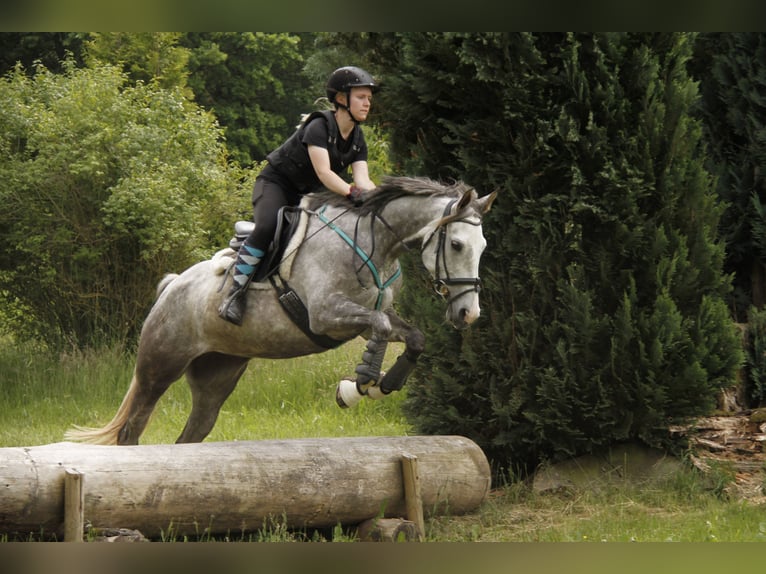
left=404, top=329, right=425, bottom=359
left=363, top=310, right=391, bottom=340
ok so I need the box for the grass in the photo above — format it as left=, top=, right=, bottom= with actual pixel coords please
left=427, top=473, right=766, bottom=542
left=3, top=339, right=766, bottom=542
left=0, top=338, right=410, bottom=447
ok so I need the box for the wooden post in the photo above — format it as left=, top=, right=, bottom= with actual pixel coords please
left=401, top=454, right=425, bottom=541
left=63, top=468, right=84, bottom=542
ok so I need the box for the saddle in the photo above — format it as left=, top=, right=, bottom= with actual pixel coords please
left=228, top=206, right=303, bottom=283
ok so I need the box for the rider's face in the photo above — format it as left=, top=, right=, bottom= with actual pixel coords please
left=341, top=87, right=373, bottom=121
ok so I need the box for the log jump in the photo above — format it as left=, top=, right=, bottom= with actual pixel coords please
left=0, top=435, right=490, bottom=539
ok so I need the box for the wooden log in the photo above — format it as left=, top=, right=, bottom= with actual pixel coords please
left=0, top=435, right=490, bottom=539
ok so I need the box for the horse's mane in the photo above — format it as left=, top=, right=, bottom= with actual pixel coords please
left=304, top=176, right=474, bottom=217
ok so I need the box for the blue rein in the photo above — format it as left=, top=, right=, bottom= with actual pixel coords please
left=316, top=205, right=401, bottom=310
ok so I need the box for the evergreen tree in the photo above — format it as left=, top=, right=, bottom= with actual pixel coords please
left=691, top=33, right=766, bottom=405
left=691, top=33, right=766, bottom=320
left=370, top=33, right=741, bottom=472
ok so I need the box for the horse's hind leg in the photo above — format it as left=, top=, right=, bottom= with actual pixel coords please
left=176, top=352, right=249, bottom=443
left=116, top=353, right=191, bottom=445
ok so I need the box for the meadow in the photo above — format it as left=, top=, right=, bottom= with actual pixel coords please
left=2, top=338, right=766, bottom=542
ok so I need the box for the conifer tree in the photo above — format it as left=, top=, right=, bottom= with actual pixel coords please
left=691, top=33, right=766, bottom=404
left=692, top=33, right=766, bottom=320
left=371, top=33, right=741, bottom=471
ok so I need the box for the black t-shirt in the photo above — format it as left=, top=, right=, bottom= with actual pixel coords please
left=302, top=114, right=368, bottom=163
left=260, top=112, right=369, bottom=196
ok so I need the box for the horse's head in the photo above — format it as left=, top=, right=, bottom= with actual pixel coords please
left=421, top=188, right=497, bottom=329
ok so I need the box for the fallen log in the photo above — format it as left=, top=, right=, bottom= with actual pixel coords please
left=0, top=435, right=490, bottom=539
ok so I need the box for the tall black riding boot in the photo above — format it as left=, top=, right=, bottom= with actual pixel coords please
left=218, top=243, right=264, bottom=325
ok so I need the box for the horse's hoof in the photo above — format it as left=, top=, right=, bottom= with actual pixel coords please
left=336, top=379, right=363, bottom=408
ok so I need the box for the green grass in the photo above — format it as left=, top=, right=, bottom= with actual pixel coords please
left=3, top=339, right=766, bottom=542
left=0, top=338, right=411, bottom=447
left=427, top=472, right=766, bottom=542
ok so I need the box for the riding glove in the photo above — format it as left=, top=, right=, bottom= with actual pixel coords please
left=348, top=185, right=365, bottom=206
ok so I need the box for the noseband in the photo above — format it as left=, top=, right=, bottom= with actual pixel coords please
left=424, top=199, right=483, bottom=306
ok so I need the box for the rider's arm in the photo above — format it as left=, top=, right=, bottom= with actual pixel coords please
left=350, top=160, right=375, bottom=191
left=308, top=144, right=357, bottom=197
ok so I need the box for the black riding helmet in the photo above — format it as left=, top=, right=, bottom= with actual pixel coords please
left=326, top=66, right=378, bottom=122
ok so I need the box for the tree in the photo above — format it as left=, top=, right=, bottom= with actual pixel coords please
left=84, top=32, right=191, bottom=91
left=0, top=60, right=247, bottom=347
left=0, top=32, right=86, bottom=74
left=690, top=33, right=766, bottom=405
left=368, top=32, right=741, bottom=472
left=181, top=32, right=311, bottom=166
left=691, top=34, right=766, bottom=320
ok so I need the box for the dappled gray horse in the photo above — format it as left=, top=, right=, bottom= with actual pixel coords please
left=67, top=176, right=496, bottom=445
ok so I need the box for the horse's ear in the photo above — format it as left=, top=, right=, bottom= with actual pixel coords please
left=475, top=191, right=497, bottom=215
left=456, top=188, right=476, bottom=212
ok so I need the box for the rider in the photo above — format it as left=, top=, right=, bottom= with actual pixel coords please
left=218, top=66, right=379, bottom=325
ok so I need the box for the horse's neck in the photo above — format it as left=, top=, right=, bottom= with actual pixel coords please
left=379, top=195, right=453, bottom=250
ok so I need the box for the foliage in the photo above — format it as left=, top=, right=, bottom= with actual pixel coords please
left=0, top=60, right=246, bottom=347
left=363, top=32, right=742, bottom=472
left=84, top=32, right=191, bottom=91
left=691, top=33, right=766, bottom=322
left=181, top=32, right=312, bottom=166
left=0, top=32, right=87, bottom=74
left=745, top=306, right=766, bottom=405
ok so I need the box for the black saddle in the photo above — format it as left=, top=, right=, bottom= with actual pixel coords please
left=228, top=206, right=303, bottom=283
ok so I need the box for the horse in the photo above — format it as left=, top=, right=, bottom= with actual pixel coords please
left=66, top=176, right=497, bottom=445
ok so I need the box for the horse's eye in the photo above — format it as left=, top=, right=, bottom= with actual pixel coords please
left=451, top=240, right=463, bottom=252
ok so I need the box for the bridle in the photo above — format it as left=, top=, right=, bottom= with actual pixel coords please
left=423, top=199, right=483, bottom=306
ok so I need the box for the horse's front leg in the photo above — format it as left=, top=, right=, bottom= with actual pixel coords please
left=314, top=297, right=424, bottom=408
left=375, top=309, right=425, bottom=395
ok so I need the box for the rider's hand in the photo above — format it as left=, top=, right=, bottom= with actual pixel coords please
left=348, top=185, right=365, bottom=206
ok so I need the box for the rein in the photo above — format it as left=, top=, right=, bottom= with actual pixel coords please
left=315, top=205, right=401, bottom=310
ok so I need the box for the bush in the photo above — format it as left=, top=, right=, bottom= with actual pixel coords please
left=0, top=60, right=248, bottom=347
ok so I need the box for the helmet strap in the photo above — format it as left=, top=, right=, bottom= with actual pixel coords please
left=335, top=91, right=361, bottom=124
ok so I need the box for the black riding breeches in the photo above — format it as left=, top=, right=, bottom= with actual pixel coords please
left=247, top=176, right=300, bottom=252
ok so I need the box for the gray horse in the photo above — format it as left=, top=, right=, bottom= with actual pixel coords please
left=67, top=176, right=496, bottom=445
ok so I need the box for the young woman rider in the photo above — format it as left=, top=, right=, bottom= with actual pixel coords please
left=218, top=66, right=379, bottom=325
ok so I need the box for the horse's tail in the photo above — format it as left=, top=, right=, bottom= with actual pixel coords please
left=156, top=273, right=179, bottom=298
left=64, top=372, right=140, bottom=445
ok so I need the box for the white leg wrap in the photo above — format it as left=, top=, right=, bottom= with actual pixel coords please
left=336, top=379, right=364, bottom=408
